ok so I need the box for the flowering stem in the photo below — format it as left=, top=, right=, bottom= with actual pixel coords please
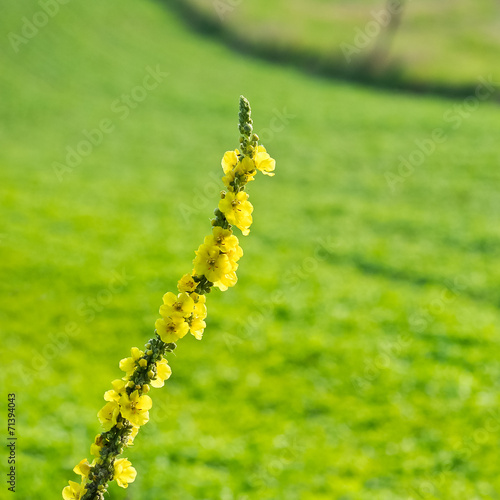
left=80, top=338, right=175, bottom=500
left=63, top=96, right=276, bottom=500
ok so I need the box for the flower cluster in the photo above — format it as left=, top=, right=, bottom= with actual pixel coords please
left=155, top=287, right=207, bottom=343
left=219, top=145, right=274, bottom=236
left=63, top=339, right=174, bottom=499
left=193, top=227, right=243, bottom=291
left=63, top=96, right=275, bottom=499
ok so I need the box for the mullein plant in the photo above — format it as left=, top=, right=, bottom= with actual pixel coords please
left=62, top=96, right=276, bottom=500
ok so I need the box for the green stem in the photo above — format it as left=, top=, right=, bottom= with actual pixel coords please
left=80, top=337, right=175, bottom=500
left=77, top=95, right=257, bottom=499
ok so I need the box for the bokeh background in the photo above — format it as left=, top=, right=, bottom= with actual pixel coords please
left=1, top=1, right=500, bottom=499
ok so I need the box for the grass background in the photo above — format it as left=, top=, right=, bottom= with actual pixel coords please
left=1, top=1, right=500, bottom=499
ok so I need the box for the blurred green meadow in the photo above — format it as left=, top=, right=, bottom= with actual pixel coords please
left=1, top=1, right=500, bottom=499
left=182, top=0, right=500, bottom=88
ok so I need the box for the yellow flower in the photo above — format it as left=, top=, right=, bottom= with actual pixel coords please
left=97, top=401, right=120, bottom=431
left=222, top=154, right=256, bottom=188
left=204, top=227, right=242, bottom=255
left=177, top=273, right=197, bottom=293
left=212, top=250, right=239, bottom=291
left=90, top=434, right=103, bottom=458
left=234, top=156, right=257, bottom=183
left=254, top=145, right=275, bottom=176
left=218, top=191, right=253, bottom=236
left=113, top=458, right=137, bottom=489
left=222, top=168, right=236, bottom=190
left=160, top=292, right=194, bottom=319
left=73, top=459, right=91, bottom=478
left=214, top=271, right=238, bottom=292
left=155, top=316, right=189, bottom=343
left=189, top=316, right=206, bottom=340
left=192, top=294, right=207, bottom=318
left=200, top=231, right=241, bottom=291
left=187, top=294, right=207, bottom=339
left=193, top=243, right=232, bottom=282
left=119, top=390, right=152, bottom=427
left=62, top=480, right=87, bottom=500
left=150, top=358, right=172, bottom=388
left=119, top=347, right=144, bottom=379
left=127, top=425, right=140, bottom=446
left=221, top=149, right=239, bottom=174
left=225, top=245, right=243, bottom=267
left=104, top=379, right=127, bottom=402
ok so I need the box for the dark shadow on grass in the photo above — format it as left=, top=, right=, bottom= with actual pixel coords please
left=161, top=0, right=499, bottom=102
left=324, top=252, right=499, bottom=308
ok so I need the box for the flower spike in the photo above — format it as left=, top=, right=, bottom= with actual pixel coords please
left=64, top=96, right=276, bottom=499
